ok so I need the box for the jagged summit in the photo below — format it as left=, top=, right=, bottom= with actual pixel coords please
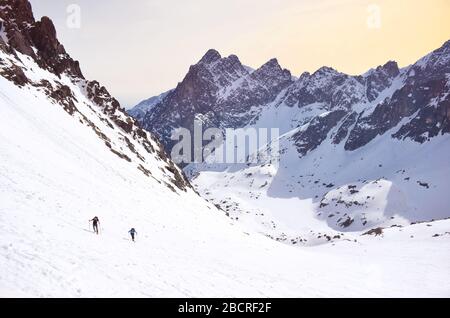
left=253, top=58, right=290, bottom=78
left=260, top=58, right=281, bottom=69
left=199, top=48, right=222, bottom=64
left=1, top=0, right=35, bottom=27
left=363, top=60, right=399, bottom=78
left=0, top=0, right=83, bottom=78
left=380, top=60, right=399, bottom=75
left=312, top=65, right=340, bottom=77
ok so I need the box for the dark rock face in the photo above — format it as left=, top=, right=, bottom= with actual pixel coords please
left=344, top=81, right=426, bottom=151
left=332, top=112, right=358, bottom=145
left=345, top=81, right=431, bottom=150
left=2, top=0, right=35, bottom=26
left=29, top=16, right=82, bottom=78
left=393, top=79, right=450, bottom=142
left=29, top=16, right=60, bottom=55
left=8, top=29, right=34, bottom=56
left=0, top=0, right=83, bottom=78
left=293, top=110, right=347, bottom=156
left=364, top=61, right=400, bottom=102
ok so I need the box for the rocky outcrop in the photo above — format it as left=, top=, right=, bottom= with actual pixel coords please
left=277, top=66, right=366, bottom=110
left=364, top=61, right=400, bottom=102
left=0, top=0, right=83, bottom=78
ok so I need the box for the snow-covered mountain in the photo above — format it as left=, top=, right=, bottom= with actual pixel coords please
left=131, top=49, right=294, bottom=152
left=133, top=44, right=449, bottom=153
left=1, top=0, right=449, bottom=297
left=131, top=42, right=450, bottom=246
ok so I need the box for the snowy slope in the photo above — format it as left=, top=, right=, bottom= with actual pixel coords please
left=1, top=72, right=449, bottom=297
left=3, top=73, right=449, bottom=297
left=191, top=126, right=450, bottom=244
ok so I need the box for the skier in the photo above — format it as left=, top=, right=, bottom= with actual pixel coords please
left=89, top=216, right=100, bottom=235
left=128, top=228, right=137, bottom=242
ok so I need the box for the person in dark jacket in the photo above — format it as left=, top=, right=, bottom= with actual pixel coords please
left=128, top=228, right=137, bottom=241
left=90, top=216, right=100, bottom=234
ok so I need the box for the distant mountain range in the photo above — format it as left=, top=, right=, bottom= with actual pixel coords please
left=131, top=43, right=449, bottom=155
left=129, top=41, right=450, bottom=244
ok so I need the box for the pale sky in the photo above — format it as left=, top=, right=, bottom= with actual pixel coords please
left=28, top=0, right=450, bottom=108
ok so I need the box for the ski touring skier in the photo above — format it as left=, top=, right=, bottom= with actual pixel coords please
left=128, top=228, right=137, bottom=242
left=89, top=216, right=100, bottom=235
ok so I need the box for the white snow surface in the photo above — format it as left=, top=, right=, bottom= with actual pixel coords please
left=191, top=108, right=450, bottom=238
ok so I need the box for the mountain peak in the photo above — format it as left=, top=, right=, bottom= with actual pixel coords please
left=31, top=16, right=58, bottom=51
left=0, top=0, right=83, bottom=78
left=380, top=60, right=399, bottom=77
left=227, top=54, right=241, bottom=65
left=252, top=58, right=292, bottom=80
left=433, top=39, right=450, bottom=55
left=313, top=66, right=338, bottom=76
left=260, top=58, right=281, bottom=70
left=199, top=49, right=222, bottom=64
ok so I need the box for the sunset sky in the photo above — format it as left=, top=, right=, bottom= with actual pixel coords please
left=29, top=0, right=450, bottom=108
